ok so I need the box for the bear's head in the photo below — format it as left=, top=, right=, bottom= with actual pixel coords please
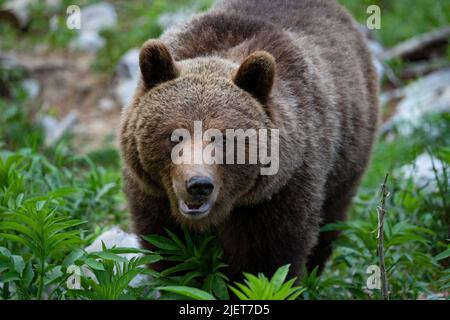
left=121, top=40, right=279, bottom=230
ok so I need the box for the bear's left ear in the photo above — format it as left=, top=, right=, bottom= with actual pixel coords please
left=139, top=40, right=179, bottom=90
left=233, top=51, right=275, bottom=104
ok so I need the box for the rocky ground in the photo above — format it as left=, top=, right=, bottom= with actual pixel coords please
left=1, top=1, right=209, bottom=151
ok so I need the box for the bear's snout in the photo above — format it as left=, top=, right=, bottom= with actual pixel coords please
left=171, top=165, right=220, bottom=221
left=186, top=176, right=214, bottom=200
left=178, top=174, right=217, bottom=220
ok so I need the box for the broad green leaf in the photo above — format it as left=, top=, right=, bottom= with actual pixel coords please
left=62, top=249, right=85, bottom=268
left=270, top=264, right=290, bottom=291
left=85, top=258, right=105, bottom=271
left=229, top=286, right=249, bottom=300
left=142, top=235, right=179, bottom=251
left=164, top=229, right=185, bottom=249
left=158, top=286, right=216, bottom=300
left=212, top=275, right=229, bottom=300
left=90, top=251, right=128, bottom=263
left=0, top=271, right=21, bottom=282
left=434, top=248, right=450, bottom=262
left=10, top=255, right=25, bottom=274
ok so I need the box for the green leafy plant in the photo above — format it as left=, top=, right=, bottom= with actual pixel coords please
left=300, top=267, right=351, bottom=300
left=433, top=246, right=450, bottom=293
left=68, top=245, right=161, bottom=300
left=158, top=264, right=305, bottom=300
left=143, top=229, right=229, bottom=299
left=0, top=192, right=84, bottom=299
left=229, top=265, right=305, bottom=300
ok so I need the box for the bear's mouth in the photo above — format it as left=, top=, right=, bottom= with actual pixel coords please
left=179, top=199, right=211, bottom=219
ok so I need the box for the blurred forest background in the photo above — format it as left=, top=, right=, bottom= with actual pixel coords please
left=0, top=0, right=449, bottom=300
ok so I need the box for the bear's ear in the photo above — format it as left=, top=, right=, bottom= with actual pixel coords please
left=139, top=40, right=179, bottom=90
left=233, top=51, right=275, bottom=104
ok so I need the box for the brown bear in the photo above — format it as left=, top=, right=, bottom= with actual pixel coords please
left=120, top=0, right=379, bottom=279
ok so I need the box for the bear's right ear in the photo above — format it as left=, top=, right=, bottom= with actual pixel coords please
left=139, top=40, right=179, bottom=90
left=233, top=51, right=275, bottom=104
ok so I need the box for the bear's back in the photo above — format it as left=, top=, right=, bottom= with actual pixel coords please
left=215, top=0, right=352, bottom=34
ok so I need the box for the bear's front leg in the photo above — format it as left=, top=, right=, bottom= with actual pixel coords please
left=217, top=183, right=322, bottom=281
left=123, top=171, right=183, bottom=271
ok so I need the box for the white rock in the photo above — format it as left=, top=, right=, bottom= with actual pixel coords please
left=98, top=97, right=115, bottom=111
left=0, top=53, right=21, bottom=70
left=22, top=78, right=40, bottom=99
left=382, top=68, right=450, bottom=135
left=115, top=48, right=140, bottom=107
left=85, top=227, right=147, bottom=288
left=49, top=14, right=59, bottom=32
left=72, top=31, right=105, bottom=53
left=117, top=48, right=140, bottom=78
left=41, top=111, right=78, bottom=146
left=396, top=153, right=449, bottom=192
left=85, top=227, right=141, bottom=256
left=70, top=2, right=117, bottom=53
left=80, top=2, right=117, bottom=31
left=116, top=76, right=139, bottom=107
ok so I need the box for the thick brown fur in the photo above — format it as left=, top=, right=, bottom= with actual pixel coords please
left=120, top=0, right=379, bottom=279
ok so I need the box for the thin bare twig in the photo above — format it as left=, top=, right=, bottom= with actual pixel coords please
left=377, top=173, right=390, bottom=300
left=382, top=61, right=403, bottom=88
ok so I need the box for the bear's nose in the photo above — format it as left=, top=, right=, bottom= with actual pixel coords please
left=186, top=176, right=214, bottom=199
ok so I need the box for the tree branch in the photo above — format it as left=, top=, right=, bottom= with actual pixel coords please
left=381, top=26, right=450, bottom=61
left=377, top=173, right=390, bottom=300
